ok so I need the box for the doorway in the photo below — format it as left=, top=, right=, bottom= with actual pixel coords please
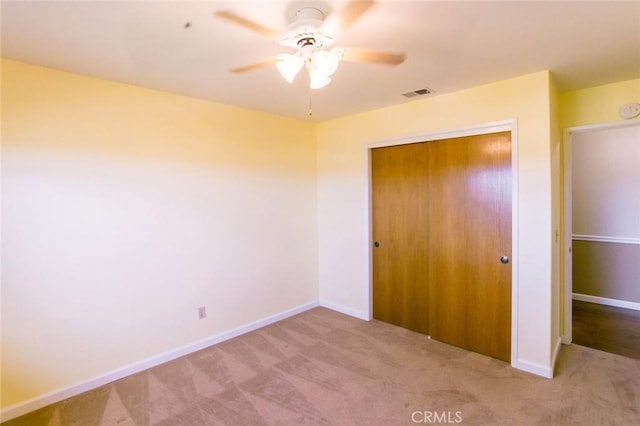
left=563, top=121, right=640, bottom=356
left=370, top=128, right=513, bottom=362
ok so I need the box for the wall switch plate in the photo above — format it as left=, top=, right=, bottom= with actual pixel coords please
left=198, top=306, right=206, bottom=319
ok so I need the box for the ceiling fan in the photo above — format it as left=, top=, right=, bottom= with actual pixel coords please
left=214, top=0, right=406, bottom=89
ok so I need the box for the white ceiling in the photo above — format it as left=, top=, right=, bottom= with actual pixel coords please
left=2, top=0, right=639, bottom=122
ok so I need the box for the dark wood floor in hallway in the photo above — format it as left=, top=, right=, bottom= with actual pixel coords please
left=573, top=300, right=640, bottom=360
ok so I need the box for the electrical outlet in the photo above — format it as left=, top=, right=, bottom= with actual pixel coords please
left=198, top=306, right=206, bottom=320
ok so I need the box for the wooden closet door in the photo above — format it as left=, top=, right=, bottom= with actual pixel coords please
left=427, top=132, right=512, bottom=362
left=371, top=143, right=429, bottom=334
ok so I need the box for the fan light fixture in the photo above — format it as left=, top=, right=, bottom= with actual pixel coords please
left=276, top=55, right=305, bottom=83
left=214, top=1, right=407, bottom=96
left=277, top=39, right=343, bottom=89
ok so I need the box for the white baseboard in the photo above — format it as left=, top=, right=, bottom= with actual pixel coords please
left=511, top=358, right=554, bottom=379
left=513, top=338, right=562, bottom=379
left=318, top=300, right=370, bottom=320
left=0, top=300, right=320, bottom=423
left=573, top=293, right=640, bottom=311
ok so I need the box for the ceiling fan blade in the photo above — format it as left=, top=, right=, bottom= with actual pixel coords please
left=340, top=48, right=406, bottom=66
left=322, top=0, right=375, bottom=38
left=214, top=10, right=281, bottom=41
left=229, top=56, right=280, bottom=73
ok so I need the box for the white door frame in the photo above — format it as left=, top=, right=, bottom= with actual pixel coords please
left=561, top=119, right=640, bottom=344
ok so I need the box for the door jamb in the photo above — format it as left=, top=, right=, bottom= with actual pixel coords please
left=561, top=120, right=640, bottom=344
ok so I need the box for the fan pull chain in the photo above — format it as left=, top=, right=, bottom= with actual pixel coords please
left=308, top=88, right=313, bottom=116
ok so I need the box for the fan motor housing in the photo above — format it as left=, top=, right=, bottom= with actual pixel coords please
left=280, top=7, right=333, bottom=49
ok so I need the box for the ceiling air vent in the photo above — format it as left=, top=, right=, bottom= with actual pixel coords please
left=402, top=88, right=433, bottom=98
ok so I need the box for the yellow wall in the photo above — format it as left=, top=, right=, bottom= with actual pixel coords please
left=560, top=79, right=640, bottom=128
left=316, top=71, right=557, bottom=375
left=1, top=59, right=319, bottom=410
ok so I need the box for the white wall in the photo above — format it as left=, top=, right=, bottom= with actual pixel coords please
left=316, top=71, right=558, bottom=377
left=1, top=59, right=319, bottom=410
left=570, top=124, right=640, bottom=303
left=572, top=125, right=640, bottom=239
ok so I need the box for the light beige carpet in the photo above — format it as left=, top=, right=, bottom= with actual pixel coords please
left=4, top=307, right=640, bottom=425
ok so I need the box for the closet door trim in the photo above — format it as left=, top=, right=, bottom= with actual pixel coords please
left=366, top=119, right=519, bottom=364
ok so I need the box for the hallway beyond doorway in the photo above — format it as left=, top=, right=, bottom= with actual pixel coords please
left=572, top=300, right=640, bottom=360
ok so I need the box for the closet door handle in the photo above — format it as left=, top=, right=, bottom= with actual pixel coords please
left=374, top=241, right=380, bottom=248
left=500, top=255, right=509, bottom=264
